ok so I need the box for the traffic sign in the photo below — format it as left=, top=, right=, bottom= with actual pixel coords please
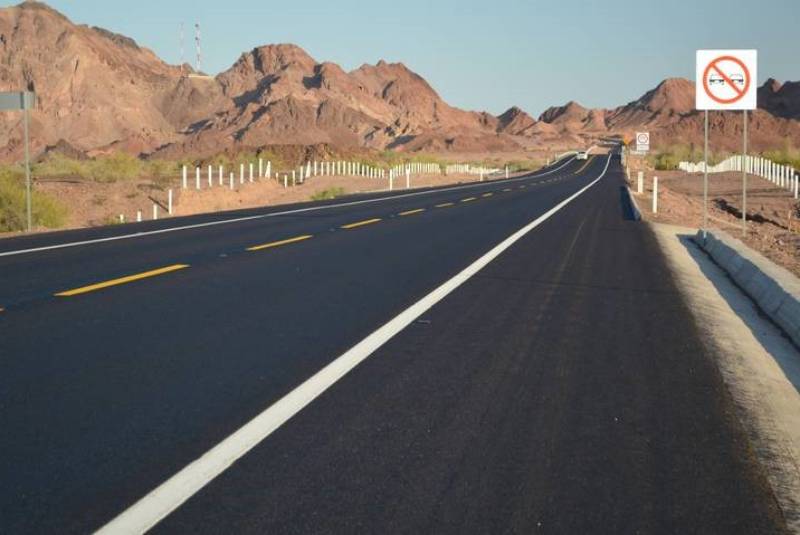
left=696, top=50, right=757, bottom=110
left=636, top=132, right=650, bottom=152
left=0, top=91, right=35, bottom=111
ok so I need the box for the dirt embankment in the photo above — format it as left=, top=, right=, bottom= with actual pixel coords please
left=18, top=170, right=511, bottom=236
left=628, top=167, right=800, bottom=277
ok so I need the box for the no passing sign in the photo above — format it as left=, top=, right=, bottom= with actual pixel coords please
left=696, top=50, right=757, bottom=110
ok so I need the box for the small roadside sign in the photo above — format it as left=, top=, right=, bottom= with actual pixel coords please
left=0, top=91, right=35, bottom=111
left=635, top=132, right=650, bottom=152
left=696, top=50, right=757, bottom=110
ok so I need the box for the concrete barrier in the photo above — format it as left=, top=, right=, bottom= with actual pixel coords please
left=694, top=229, right=800, bottom=347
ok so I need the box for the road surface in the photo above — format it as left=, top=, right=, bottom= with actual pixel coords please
left=0, top=154, right=788, bottom=533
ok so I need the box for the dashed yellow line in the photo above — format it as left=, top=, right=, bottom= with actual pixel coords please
left=435, top=202, right=454, bottom=208
left=341, top=218, right=382, bottom=229
left=460, top=197, right=477, bottom=203
left=574, top=155, right=595, bottom=174
left=398, top=208, right=425, bottom=217
left=247, top=235, right=313, bottom=252
left=55, top=264, right=190, bottom=297
left=482, top=193, right=493, bottom=198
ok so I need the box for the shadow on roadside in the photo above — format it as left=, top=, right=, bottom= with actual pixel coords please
left=677, top=233, right=800, bottom=395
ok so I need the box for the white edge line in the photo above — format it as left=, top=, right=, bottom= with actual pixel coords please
left=0, top=158, right=576, bottom=259
left=95, top=153, right=612, bottom=535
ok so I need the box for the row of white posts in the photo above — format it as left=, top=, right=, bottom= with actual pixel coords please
left=444, top=164, right=501, bottom=182
left=679, top=155, right=798, bottom=199
left=123, top=158, right=502, bottom=223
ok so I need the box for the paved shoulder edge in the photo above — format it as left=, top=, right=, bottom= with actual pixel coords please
left=694, top=229, right=800, bottom=347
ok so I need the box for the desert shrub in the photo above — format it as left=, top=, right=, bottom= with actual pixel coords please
left=34, top=153, right=144, bottom=182
left=310, top=187, right=346, bottom=201
left=762, top=147, right=800, bottom=169
left=647, top=144, right=727, bottom=170
left=506, top=159, right=542, bottom=173
left=88, top=153, right=142, bottom=182
left=0, top=167, right=67, bottom=231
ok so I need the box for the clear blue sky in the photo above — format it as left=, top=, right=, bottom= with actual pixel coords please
left=40, top=0, right=799, bottom=116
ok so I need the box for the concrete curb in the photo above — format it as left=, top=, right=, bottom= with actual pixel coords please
left=624, top=186, right=642, bottom=221
left=694, top=229, right=800, bottom=347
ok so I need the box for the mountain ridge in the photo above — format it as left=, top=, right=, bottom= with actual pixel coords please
left=1, top=1, right=798, bottom=160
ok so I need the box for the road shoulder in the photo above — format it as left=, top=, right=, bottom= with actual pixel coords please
left=651, top=222, right=800, bottom=532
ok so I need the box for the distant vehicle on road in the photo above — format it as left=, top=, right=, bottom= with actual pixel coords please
left=576, top=151, right=589, bottom=160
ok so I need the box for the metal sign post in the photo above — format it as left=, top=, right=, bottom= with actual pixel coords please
left=742, top=110, right=748, bottom=236
left=703, top=110, right=709, bottom=236
left=0, top=91, right=36, bottom=231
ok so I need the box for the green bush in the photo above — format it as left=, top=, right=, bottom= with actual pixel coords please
left=34, top=153, right=143, bottom=182
left=0, top=167, right=67, bottom=231
left=310, top=187, right=346, bottom=201
left=647, top=144, right=728, bottom=171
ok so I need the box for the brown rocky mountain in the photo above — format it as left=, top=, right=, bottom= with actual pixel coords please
left=1, top=1, right=798, bottom=161
left=0, top=1, right=522, bottom=160
left=538, top=77, right=800, bottom=151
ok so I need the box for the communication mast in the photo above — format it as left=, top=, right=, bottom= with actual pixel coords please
left=179, top=22, right=185, bottom=75
left=195, top=23, right=202, bottom=74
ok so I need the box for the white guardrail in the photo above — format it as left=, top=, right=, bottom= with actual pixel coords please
left=679, top=155, right=799, bottom=199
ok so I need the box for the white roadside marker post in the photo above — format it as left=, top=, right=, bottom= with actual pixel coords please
left=153, top=204, right=158, bottom=220
left=259, top=158, right=263, bottom=179
left=652, top=176, right=658, bottom=214
left=505, top=166, right=509, bottom=179
left=182, top=165, right=188, bottom=189
left=195, top=167, right=200, bottom=190
left=168, top=189, right=173, bottom=215
left=136, top=210, right=142, bottom=222
left=249, top=163, right=254, bottom=183
left=406, top=168, right=410, bottom=189
left=637, top=171, right=644, bottom=194
left=219, top=165, right=224, bottom=187
left=119, top=214, right=124, bottom=223
left=229, top=172, right=234, bottom=190
left=240, top=164, right=244, bottom=185
left=208, top=165, right=213, bottom=187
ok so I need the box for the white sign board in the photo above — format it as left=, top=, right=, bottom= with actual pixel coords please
left=0, top=91, right=35, bottom=111
left=696, top=50, right=757, bottom=110
left=635, top=132, right=650, bottom=152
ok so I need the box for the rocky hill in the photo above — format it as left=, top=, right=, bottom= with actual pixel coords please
left=0, top=1, right=798, bottom=160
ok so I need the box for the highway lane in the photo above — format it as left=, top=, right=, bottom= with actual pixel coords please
left=1, top=156, right=610, bottom=532
left=157, top=156, right=787, bottom=534
left=0, top=158, right=579, bottom=308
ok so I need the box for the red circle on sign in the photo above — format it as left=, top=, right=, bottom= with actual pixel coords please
left=637, top=133, right=649, bottom=144
left=702, top=55, right=750, bottom=105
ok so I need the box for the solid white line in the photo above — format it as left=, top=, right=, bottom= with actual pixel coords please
left=0, top=159, right=576, bottom=259
left=95, top=153, right=611, bottom=534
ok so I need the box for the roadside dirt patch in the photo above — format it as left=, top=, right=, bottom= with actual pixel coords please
left=630, top=170, right=800, bottom=277
left=171, top=173, right=500, bottom=217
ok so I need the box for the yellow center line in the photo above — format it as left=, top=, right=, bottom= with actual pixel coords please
left=398, top=208, right=425, bottom=217
left=341, top=218, right=382, bottom=230
left=435, top=202, right=454, bottom=208
left=482, top=192, right=493, bottom=198
left=574, top=155, right=595, bottom=175
left=55, top=264, right=190, bottom=297
left=247, top=235, right=313, bottom=252
left=460, top=197, right=477, bottom=203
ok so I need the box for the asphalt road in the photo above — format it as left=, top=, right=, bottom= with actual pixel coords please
left=0, top=155, right=788, bottom=533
